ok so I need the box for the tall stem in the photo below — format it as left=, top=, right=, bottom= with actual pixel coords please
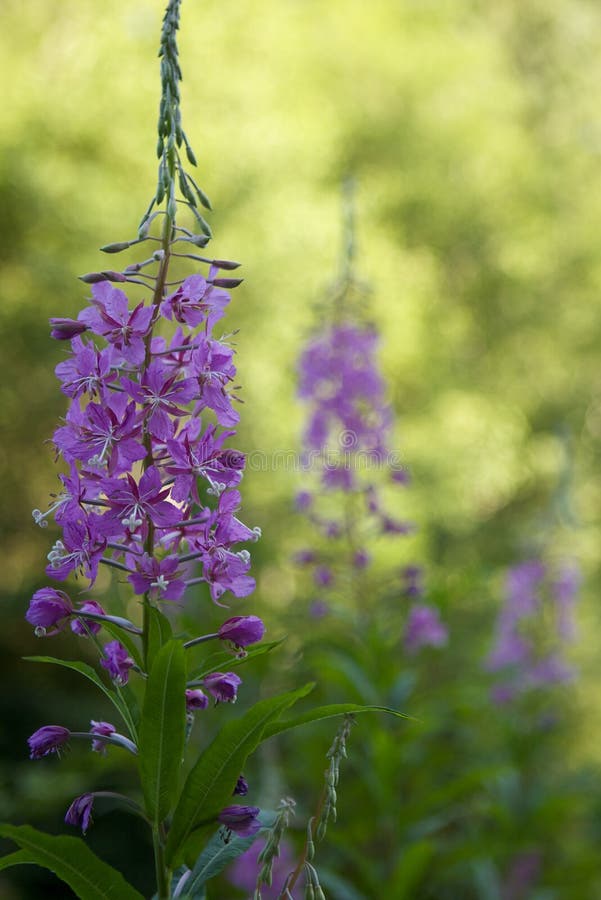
left=153, top=826, right=170, bottom=899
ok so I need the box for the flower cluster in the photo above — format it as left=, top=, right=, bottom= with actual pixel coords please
left=294, top=321, right=413, bottom=600
left=485, top=560, right=580, bottom=703
left=26, top=254, right=266, bottom=827
left=293, top=235, right=446, bottom=650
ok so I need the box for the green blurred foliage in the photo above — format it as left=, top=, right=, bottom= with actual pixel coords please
left=1, top=0, right=601, bottom=897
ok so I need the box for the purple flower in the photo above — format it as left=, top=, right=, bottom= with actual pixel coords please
left=294, top=490, right=313, bottom=512
left=486, top=628, right=531, bottom=671
left=189, top=337, right=240, bottom=426
left=104, top=466, right=180, bottom=532
left=313, top=566, right=333, bottom=588
left=64, top=793, right=94, bottom=833
left=233, top=775, right=249, bottom=796
left=78, top=282, right=153, bottom=365
left=122, top=360, right=197, bottom=441
left=54, top=394, right=145, bottom=475
left=28, top=725, right=71, bottom=759
left=128, top=553, right=186, bottom=601
left=26, top=588, right=73, bottom=634
left=218, top=805, right=261, bottom=837
left=525, top=654, right=575, bottom=687
left=70, top=600, right=106, bottom=636
left=185, top=689, right=209, bottom=711
left=310, top=599, right=330, bottom=618
left=49, top=317, right=89, bottom=340
left=322, top=464, right=354, bottom=492
left=490, top=683, right=518, bottom=706
left=293, top=549, right=316, bottom=565
left=55, top=338, right=112, bottom=399
left=202, top=549, right=255, bottom=605
left=404, top=604, right=448, bottom=654
left=218, top=616, right=265, bottom=650
left=100, top=641, right=134, bottom=685
left=401, top=565, right=423, bottom=599
left=45, top=519, right=107, bottom=583
left=353, top=549, right=371, bottom=570
left=485, top=559, right=580, bottom=702
left=203, top=671, right=242, bottom=703
left=90, top=720, right=116, bottom=754
left=160, top=273, right=230, bottom=329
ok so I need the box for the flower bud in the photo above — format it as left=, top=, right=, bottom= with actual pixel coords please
left=185, top=688, right=209, bottom=711
left=218, top=616, right=265, bottom=650
left=49, top=318, right=89, bottom=340
left=28, top=725, right=71, bottom=759
left=203, top=671, right=242, bottom=703
left=79, top=271, right=128, bottom=284
left=99, top=241, right=132, bottom=254
left=26, top=588, right=73, bottom=633
left=218, top=805, right=261, bottom=837
left=65, top=793, right=94, bottom=833
left=211, top=259, right=241, bottom=270
left=71, top=601, right=106, bottom=636
left=209, top=277, right=243, bottom=289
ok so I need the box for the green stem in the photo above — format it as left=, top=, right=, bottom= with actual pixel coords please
left=153, top=826, right=171, bottom=899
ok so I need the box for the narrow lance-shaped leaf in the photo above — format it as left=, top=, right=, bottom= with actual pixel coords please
left=138, top=639, right=187, bottom=822
left=0, top=825, right=144, bottom=900
left=166, top=683, right=314, bottom=866
left=187, top=638, right=285, bottom=682
left=146, top=605, right=173, bottom=670
left=262, top=703, right=410, bottom=740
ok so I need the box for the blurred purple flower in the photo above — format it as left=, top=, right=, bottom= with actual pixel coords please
left=228, top=837, right=302, bottom=899
left=404, top=604, right=448, bottom=654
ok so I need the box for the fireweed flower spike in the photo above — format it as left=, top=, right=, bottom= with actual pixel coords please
left=9, top=2, right=279, bottom=895
left=7, top=5, right=388, bottom=898
left=485, top=559, right=580, bottom=703
left=293, top=180, right=447, bottom=648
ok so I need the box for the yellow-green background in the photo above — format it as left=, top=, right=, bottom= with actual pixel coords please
left=1, top=0, right=601, bottom=897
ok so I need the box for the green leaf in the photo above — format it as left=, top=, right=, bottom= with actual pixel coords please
left=188, top=638, right=285, bottom=681
left=0, top=850, right=35, bottom=871
left=262, top=703, right=409, bottom=740
left=166, top=683, right=314, bottom=866
left=146, top=606, right=173, bottom=670
left=184, top=810, right=275, bottom=892
left=138, top=640, right=187, bottom=823
left=0, top=825, right=144, bottom=899
left=390, top=840, right=435, bottom=899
